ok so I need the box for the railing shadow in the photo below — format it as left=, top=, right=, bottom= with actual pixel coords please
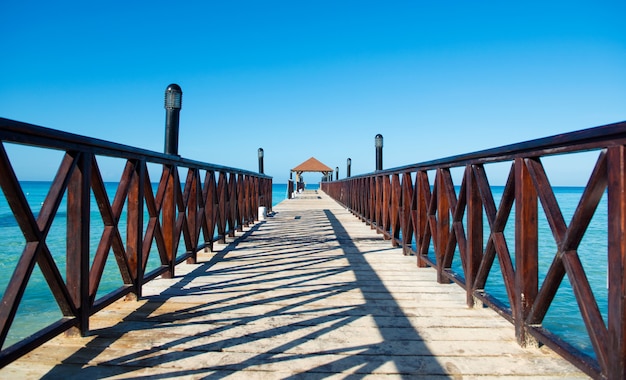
left=39, top=206, right=446, bottom=378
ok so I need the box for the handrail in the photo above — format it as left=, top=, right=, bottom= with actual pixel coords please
left=322, top=120, right=626, bottom=379
left=0, top=117, right=272, bottom=366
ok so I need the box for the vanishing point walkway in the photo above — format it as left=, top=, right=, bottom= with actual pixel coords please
left=2, top=190, right=586, bottom=379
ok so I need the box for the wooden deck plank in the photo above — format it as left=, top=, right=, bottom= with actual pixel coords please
left=1, top=190, right=587, bottom=378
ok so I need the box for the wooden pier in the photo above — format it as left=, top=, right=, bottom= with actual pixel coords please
left=1, top=190, right=585, bottom=379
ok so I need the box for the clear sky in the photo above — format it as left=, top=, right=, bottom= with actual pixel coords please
left=2, top=1, right=625, bottom=185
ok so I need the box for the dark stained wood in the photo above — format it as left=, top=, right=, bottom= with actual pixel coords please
left=607, top=145, right=626, bottom=380
left=528, top=151, right=607, bottom=325
left=415, top=171, right=430, bottom=267
left=126, top=160, right=144, bottom=297
left=382, top=174, right=391, bottom=239
left=525, top=158, right=567, bottom=242
left=472, top=164, right=516, bottom=309
left=436, top=169, right=450, bottom=284
left=514, top=157, right=538, bottom=347
left=562, top=150, right=608, bottom=252
left=369, top=177, right=375, bottom=227
left=216, top=172, right=227, bottom=242
left=161, top=165, right=176, bottom=279
left=442, top=168, right=466, bottom=275
left=203, top=171, right=217, bottom=250
left=184, top=169, right=199, bottom=261
left=228, top=173, right=237, bottom=237
left=466, top=165, right=483, bottom=307
left=528, top=254, right=566, bottom=325
left=390, top=173, right=401, bottom=246
left=66, top=152, right=91, bottom=336
left=562, top=250, right=609, bottom=371
left=236, top=173, right=244, bottom=231
left=401, top=172, right=414, bottom=255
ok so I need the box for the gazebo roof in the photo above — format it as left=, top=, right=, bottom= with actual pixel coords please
left=291, top=157, right=333, bottom=173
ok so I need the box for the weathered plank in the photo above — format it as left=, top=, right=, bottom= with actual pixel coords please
left=0, top=190, right=587, bottom=379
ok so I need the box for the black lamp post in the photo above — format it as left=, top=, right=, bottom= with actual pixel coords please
left=258, top=148, right=264, bottom=174
left=164, top=84, right=182, bottom=155
left=375, top=134, right=383, bottom=171
left=336, top=166, right=339, bottom=181
left=347, top=158, right=351, bottom=178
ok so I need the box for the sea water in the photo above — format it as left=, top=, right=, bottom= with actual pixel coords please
left=0, top=183, right=607, bottom=360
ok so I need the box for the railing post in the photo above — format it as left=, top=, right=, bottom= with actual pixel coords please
left=217, top=171, right=227, bottom=242
left=608, top=145, right=626, bottom=379
left=416, top=170, right=429, bottom=267
left=436, top=169, right=451, bottom=283
left=375, top=134, right=383, bottom=171
left=374, top=175, right=383, bottom=230
left=390, top=173, right=401, bottom=246
left=466, top=165, right=483, bottom=307
left=66, top=152, right=91, bottom=336
left=228, top=173, right=237, bottom=237
left=515, top=158, right=538, bottom=347
left=369, top=176, right=376, bottom=227
left=236, top=173, right=245, bottom=232
left=401, top=172, right=414, bottom=255
left=128, top=160, right=146, bottom=296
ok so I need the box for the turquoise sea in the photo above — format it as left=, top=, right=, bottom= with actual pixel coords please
left=0, top=182, right=607, bottom=362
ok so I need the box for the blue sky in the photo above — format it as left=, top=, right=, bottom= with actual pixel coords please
left=2, top=1, right=625, bottom=185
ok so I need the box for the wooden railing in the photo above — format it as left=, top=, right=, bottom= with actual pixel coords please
left=321, top=120, right=626, bottom=379
left=0, top=117, right=272, bottom=366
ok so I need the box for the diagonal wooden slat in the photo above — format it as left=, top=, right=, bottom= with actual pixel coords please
left=529, top=150, right=608, bottom=325
left=0, top=145, right=77, bottom=346
left=420, top=171, right=438, bottom=257
left=441, top=169, right=467, bottom=272
left=562, top=250, right=609, bottom=371
left=473, top=164, right=517, bottom=314
left=524, top=157, right=567, bottom=244
left=0, top=243, right=40, bottom=348
left=103, top=161, right=135, bottom=285
left=140, top=165, right=161, bottom=270
left=173, top=169, right=192, bottom=257
left=89, top=156, right=117, bottom=295
left=562, top=150, right=608, bottom=252
left=204, top=171, right=217, bottom=247
left=33, top=152, right=79, bottom=316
